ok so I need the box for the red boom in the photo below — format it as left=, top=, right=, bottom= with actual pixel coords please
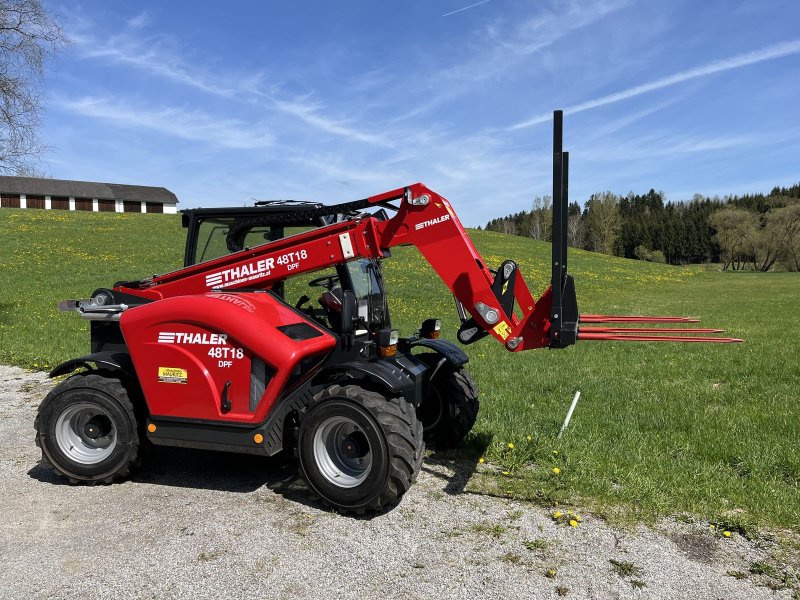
left=115, top=182, right=741, bottom=349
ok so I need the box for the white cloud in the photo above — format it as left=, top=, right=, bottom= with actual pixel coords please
left=269, top=97, right=391, bottom=147
left=79, top=36, right=232, bottom=98
left=126, top=12, right=150, bottom=30
left=57, top=97, right=276, bottom=150
left=508, top=39, right=800, bottom=130
left=398, top=0, right=631, bottom=120
left=72, top=27, right=390, bottom=147
left=442, top=0, right=493, bottom=18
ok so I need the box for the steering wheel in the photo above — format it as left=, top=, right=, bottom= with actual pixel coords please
left=308, top=274, right=339, bottom=290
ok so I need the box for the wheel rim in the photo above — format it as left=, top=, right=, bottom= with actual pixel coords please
left=55, top=402, right=117, bottom=465
left=312, top=416, right=372, bottom=488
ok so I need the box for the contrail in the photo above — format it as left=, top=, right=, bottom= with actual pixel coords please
left=443, top=0, right=492, bottom=17
left=507, top=39, right=800, bottom=130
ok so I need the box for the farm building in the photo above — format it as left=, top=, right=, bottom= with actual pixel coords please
left=0, top=177, right=178, bottom=214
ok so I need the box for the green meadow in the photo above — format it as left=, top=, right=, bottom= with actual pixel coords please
left=1, top=208, right=798, bottom=529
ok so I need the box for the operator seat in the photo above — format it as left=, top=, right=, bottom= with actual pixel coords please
left=318, top=287, right=343, bottom=331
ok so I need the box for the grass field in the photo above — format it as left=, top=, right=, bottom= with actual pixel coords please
left=1, top=207, right=798, bottom=530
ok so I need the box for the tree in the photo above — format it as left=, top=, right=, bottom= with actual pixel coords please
left=583, top=191, right=621, bottom=255
left=527, top=195, right=552, bottom=241
left=566, top=201, right=583, bottom=248
left=0, top=0, right=67, bottom=173
left=769, top=203, right=800, bottom=271
left=634, top=245, right=665, bottom=263
left=709, top=208, right=756, bottom=270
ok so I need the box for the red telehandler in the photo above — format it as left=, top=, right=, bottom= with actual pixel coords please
left=35, top=112, right=740, bottom=513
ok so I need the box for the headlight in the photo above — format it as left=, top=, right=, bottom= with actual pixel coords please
left=421, top=318, right=441, bottom=339
left=378, top=328, right=399, bottom=357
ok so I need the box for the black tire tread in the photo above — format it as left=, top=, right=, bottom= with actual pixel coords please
left=34, top=372, right=142, bottom=484
left=303, top=384, right=424, bottom=514
left=417, top=354, right=479, bottom=449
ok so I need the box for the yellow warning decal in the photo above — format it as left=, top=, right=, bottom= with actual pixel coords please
left=493, top=321, right=512, bottom=340
left=158, top=367, right=188, bottom=384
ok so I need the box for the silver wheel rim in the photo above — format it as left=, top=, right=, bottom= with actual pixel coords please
left=55, top=402, right=118, bottom=465
left=312, top=416, right=372, bottom=488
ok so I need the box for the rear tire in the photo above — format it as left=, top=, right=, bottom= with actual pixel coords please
left=416, top=353, right=479, bottom=449
left=34, top=372, right=143, bottom=484
left=297, top=384, right=424, bottom=514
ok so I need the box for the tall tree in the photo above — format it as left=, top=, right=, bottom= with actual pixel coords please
left=768, top=203, right=800, bottom=271
left=566, top=201, right=584, bottom=248
left=709, top=208, right=755, bottom=270
left=0, top=0, right=67, bottom=173
left=583, top=191, right=621, bottom=255
left=527, top=195, right=552, bottom=241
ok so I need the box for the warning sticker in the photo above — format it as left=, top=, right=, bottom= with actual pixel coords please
left=493, top=321, right=512, bottom=341
left=158, top=367, right=188, bottom=384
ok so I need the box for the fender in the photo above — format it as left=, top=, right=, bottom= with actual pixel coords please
left=406, top=338, right=469, bottom=368
left=326, top=359, right=415, bottom=395
left=49, top=351, right=136, bottom=379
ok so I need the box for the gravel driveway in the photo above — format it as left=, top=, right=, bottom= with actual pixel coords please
left=0, top=364, right=794, bottom=600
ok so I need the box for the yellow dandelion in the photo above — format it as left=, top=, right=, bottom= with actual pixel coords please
left=723, top=531, right=732, bottom=538
left=569, top=519, right=578, bottom=527
left=478, top=457, right=486, bottom=464
left=553, top=511, right=563, bottom=519
left=552, top=467, right=561, bottom=475
left=507, top=443, right=515, bottom=450
left=502, top=471, right=511, bottom=476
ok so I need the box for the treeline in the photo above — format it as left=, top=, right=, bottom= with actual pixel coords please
left=484, top=183, right=800, bottom=271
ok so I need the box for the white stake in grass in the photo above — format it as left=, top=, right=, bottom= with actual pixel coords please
left=558, top=391, right=581, bottom=439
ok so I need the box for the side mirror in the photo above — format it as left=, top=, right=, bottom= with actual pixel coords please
left=341, top=290, right=357, bottom=334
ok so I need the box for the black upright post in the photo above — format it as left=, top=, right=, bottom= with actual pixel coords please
left=561, top=151, right=569, bottom=279
left=551, top=111, right=564, bottom=338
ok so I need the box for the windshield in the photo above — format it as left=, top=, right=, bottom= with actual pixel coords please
left=277, top=258, right=389, bottom=335
left=346, top=259, right=389, bottom=332
left=194, top=217, right=279, bottom=264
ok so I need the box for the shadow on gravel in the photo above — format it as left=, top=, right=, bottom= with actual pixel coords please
left=422, top=432, right=493, bottom=496
left=28, top=446, right=329, bottom=512
left=27, top=433, right=494, bottom=518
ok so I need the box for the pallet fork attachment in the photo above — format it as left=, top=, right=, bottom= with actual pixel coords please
left=547, top=110, right=742, bottom=346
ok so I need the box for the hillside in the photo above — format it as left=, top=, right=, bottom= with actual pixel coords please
left=1, top=207, right=798, bottom=527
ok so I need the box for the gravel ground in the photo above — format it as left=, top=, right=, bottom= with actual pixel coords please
left=0, top=364, right=794, bottom=600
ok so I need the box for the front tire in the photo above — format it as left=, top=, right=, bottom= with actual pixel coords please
left=34, top=372, right=143, bottom=484
left=416, top=354, right=479, bottom=449
left=297, top=384, right=424, bottom=514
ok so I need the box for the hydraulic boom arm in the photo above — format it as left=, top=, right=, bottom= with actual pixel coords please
left=112, top=112, right=741, bottom=349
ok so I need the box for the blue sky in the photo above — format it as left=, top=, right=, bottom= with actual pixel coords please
left=42, top=0, right=800, bottom=226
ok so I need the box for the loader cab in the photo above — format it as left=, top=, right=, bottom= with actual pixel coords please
left=181, top=202, right=391, bottom=335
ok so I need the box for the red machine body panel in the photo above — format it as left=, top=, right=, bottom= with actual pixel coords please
left=120, top=292, right=336, bottom=423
